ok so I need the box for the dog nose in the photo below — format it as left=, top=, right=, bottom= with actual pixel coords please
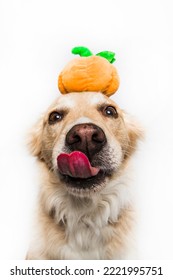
left=66, top=123, right=106, bottom=157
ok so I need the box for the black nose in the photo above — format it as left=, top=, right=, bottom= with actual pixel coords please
left=66, top=123, right=107, bottom=157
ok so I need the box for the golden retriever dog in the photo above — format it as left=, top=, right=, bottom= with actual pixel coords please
left=26, top=91, right=142, bottom=259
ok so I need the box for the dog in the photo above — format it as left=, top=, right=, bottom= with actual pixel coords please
left=26, top=91, right=142, bottom=259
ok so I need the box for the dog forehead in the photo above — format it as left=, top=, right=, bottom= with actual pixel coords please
left=53, top=92, right=110, bottom=110
left=56, top=94, right=76, bottom=108
left=83, top=92, right=108, bottom=105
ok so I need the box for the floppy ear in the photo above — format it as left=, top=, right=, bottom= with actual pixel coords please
left=27, top=116, right=44, bottom=158
left=123, top=112, right=144, bottom=156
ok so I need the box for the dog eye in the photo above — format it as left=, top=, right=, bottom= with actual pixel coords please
left=104, top=106, right=118, bottom=118
left=48, top=111, right=63, bottom=125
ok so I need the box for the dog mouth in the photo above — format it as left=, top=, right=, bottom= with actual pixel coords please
left=57, top=151, right=100, bottom=179
left=57, top=151, right=112, bottom=194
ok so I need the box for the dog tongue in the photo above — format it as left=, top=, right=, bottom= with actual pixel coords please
left=57, top=151, right=100, bottom=179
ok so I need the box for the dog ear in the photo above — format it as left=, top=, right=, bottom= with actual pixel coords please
left=27, top=116, right=44, bottom=158
left=123, top=112, right=144, bottom=157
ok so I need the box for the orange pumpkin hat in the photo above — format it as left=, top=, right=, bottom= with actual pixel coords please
left=58, top=46, right=120, bottom=97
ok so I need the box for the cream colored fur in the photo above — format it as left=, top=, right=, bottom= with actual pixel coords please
left=26, top=92, right=142, bottom=260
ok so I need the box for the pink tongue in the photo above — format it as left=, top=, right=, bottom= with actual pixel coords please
left=57, top=151, right=100, bottom=179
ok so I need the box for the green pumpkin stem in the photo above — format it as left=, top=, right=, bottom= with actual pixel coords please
left=72, top=46, right=93, bottom=57
left=96, top=51, right=116, bottom=63
left=71, top=46, right=116, bottom=63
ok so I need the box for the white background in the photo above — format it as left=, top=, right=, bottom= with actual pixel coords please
left=0, top=0, right=173, bottom=260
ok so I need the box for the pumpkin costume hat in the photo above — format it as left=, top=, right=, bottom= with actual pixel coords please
left=58, top=46, right=120, bottom=97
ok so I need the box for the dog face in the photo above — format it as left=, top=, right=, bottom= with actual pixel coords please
left=29, top=92, right=141, bottom=197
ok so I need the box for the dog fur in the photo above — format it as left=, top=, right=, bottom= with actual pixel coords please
left=26, top=91, right=142, bottom=260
